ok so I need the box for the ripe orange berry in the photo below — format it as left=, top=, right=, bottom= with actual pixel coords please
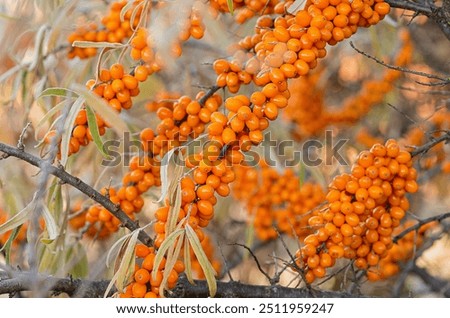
left=132, top=283, right=148, bottom=298
left=196, top=185, right=214, bottom=200
left=135, top=244, right=150, bottom=258
left=110, top=63, right=124, bottom=79
left=134, top=65, right=149, bottom=82
left=328, top=245, right=344, bottom=259
left=134, top=268, right=151, bottom=284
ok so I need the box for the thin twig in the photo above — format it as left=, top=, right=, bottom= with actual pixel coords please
left=393, top=211, right=450, bottom=243
left=349, top=41, right=450, bottom=85
left=0, top=142, right=153, bottom=247
left=409, top=131, right=450, bottom=157
left=229, top=243, right=273, bottom=284
left=17, top=122, right=32, bottom=151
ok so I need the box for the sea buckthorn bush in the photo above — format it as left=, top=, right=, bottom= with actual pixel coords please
left=0, top=0, right=449, bottom=298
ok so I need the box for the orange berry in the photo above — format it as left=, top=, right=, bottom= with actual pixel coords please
left=132, top=283, right=148, bottom=298
left=110, top=63, right=124, bottom=79
left=134, top=268, right=151, bottom=284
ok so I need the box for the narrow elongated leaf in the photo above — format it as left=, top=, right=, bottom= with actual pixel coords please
left=166, top=182, right=181, bottom=236
left=306, top=165, right=326, bottom=189
left=227, top=0, right=234, bottom=14
left=106, top=231, right=136, bottom=268
left=66, top=243, right=88, bottom=278
left=185, top=225, right=217, bottom=297
left=72, top=84, right=128, bottom=136
left=35, top=100, right=66, bottom=138
left=28, top=24, right=48, bottom=71
left=159, top=231, right=185, bottom=296
left=104, top=229, right=140, bottom=297
left=72, top=41, right=124, bottom=48
left=0, top=197, right=35, bottom=235
left=0, top=225, right=22, bottom=264
left=120, top=0, right=135, bottom=22
left=40, top=204, right=58, bottom=243
left=152, top=228, right=185, bottom=280
left=0, top=64, right=22, bottom=83
left=60, top=96, right=84, bottom=165
left=183, top=237, right=194, bottom=284
left=287, top=0, right=306, bottom=14
left=38, top=87, right=78, bottom=100
left=156, top=148, right=177, bottom=203
left=130, top=1, right=144, bottom=31
left=85, top=105, right=109, bottom=158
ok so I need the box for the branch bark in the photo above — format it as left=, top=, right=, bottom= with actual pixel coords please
left=0, top=270, right=358, bottom=298
left=0, top=142, right=153, bottom=247
left=386, top=0, right=450, bottom=41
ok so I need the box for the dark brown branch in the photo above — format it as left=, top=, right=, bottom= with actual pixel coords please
left=393, top=211, right=450, bottom=243
left=199, top=85, right=220, bottom=105
left=0, top=142, right=153, bottom=247
left=0, top=270, right=359, bottom=298
left=386, top=0, right=450, bottom=41
left=386, top=0, right=432, bottom=14
left=409, top=131, right=450, bottom=157
left=0, top=271, right=112, bottom=297
left=170, top=276, right=357, bottom=298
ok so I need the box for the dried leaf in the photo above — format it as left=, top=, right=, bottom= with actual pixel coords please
left=159, top=230, right=185, bottom=295
left=0, top=225, right=22, bottom=264
left=60, top=96, right=84, bottom=165
left=152, top=228, right=185, bottom=280
left=104, top=229, right=140, bottom=297
left=156, top=148, right=178, bottom=203
left=120, top=0, right=135, bottom=22
left=0, top=64, right=22, bottom=83
left=0, top=196, right=35, bottom=235
left=185, top=225, right=217, bottom=297
left=183, top=237, right=195, bottom=284
left=287, top=0, right=306, bottom=14
left=72, top=41, right=124, bottom=48
left=166, top=182, right=181, bottom=236
left=40, top=204, right=59, bottom=243
left=106, top=231, right=136, bottom=268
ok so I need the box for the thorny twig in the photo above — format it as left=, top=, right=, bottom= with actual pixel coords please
left=349, top=42, right=450, bottom=86
left=385, top=0, right=450, bottom=41
left=409, top=130, right=450, bottom=157
left=0, top=142, right=154, bottom=247
left=229, top=243, right=273, bottom=284
left=393, top=211, right=450, bottom=243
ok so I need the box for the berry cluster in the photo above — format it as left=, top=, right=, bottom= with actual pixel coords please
left=67, top=0, right=142, bottom=59
left=118, top=244, right=185, bottom=298
left=296, top=139, right=419, bottom=283
left=119, top=233, right=221, bottom=298
left=356, top=107, right=449, bottom=173
left=70, top=91, right=225, bottom=238
left=210, top=0, right=281, bottom=24
left=370, top=220, right=436, bottom=281
left=63, top=0, right=404, bottom=297
left=284, top=29, right=413, bottom=140
left=233, top=162, right=325, bottom=240
left=45, top=62, right=144, bottom=157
